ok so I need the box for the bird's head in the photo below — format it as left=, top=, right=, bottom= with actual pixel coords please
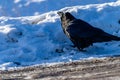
left=57, top=11, right=76, bottom=21
left=57, top=11, right=64, bottom=17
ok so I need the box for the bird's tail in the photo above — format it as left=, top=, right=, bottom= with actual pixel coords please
left=109, top=35, right=120, bottom=41
left=103, top=34, right=120, bottom=41
left=94, top=34, right=120, bottom=42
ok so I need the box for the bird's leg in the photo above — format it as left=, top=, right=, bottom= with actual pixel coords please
left=76, top=41, right=87, bottom=52
left=78, top=39, right=92, bottom=52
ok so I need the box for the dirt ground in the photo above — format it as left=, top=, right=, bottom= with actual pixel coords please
left=0, top=56, right=120, bottom=80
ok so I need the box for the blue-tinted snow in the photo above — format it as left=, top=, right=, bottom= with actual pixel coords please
left=0, top=0, right=120, bottom=70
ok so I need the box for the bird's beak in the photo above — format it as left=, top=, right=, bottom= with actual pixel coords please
left=57, top=11, right=64, bottom=17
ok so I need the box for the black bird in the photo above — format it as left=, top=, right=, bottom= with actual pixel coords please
left=57, top=11, right=120, bottom=51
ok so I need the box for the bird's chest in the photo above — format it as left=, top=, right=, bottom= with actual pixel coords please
left=64, top=27, right=71, bottom=38
left=65, top=30, right=70, bottom=37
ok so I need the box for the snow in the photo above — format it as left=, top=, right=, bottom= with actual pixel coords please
left=0, top=0, right=120, bottom=70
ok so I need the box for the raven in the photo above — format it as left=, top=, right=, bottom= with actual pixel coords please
left=57, top=11, right=120, bottom=51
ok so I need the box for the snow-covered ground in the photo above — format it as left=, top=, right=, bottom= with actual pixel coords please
left=0, top=0, right=120, bottom=70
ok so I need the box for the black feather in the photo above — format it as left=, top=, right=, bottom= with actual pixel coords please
left=57, top=12, right=120, bottom=51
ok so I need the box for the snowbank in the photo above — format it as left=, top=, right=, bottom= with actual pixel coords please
left=0, top=0, right=120, bottom=70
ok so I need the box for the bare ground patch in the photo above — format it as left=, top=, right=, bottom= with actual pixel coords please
left=1, top=56, right=120, bottom=80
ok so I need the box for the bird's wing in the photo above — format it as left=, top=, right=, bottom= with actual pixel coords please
left=67, top=20, right=106, bottom=38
